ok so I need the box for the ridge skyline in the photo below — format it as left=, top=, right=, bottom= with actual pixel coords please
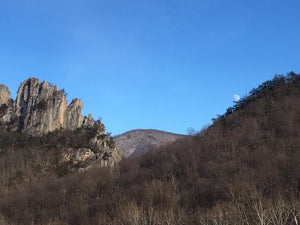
left=1, top=71, right=298, bottom=136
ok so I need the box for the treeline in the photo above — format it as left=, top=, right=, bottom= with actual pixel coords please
left=218, top=71, right=300, bottom=118
left=0, top=72, right=300, bottom=225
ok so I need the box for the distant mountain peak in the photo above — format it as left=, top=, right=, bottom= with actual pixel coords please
left=115, top=129, right=185, bottom=158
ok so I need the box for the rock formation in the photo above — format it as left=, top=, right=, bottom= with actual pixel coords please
left=0, top=85, right=11, bottom=106
left=0, top=78, right=121, bottom=170
left=0, top=85, right=14, bottom=124
left=12, top=78, right=99, bottom=135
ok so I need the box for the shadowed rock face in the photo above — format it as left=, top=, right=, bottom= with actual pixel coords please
left=115, top=129, right=185, bottom=158
left=0, top=78, right=121, bottom=170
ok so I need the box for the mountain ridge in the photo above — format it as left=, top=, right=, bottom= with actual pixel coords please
left=114, top=128, right=185, bottom=138
left=114, top=128, right=186, bottom=158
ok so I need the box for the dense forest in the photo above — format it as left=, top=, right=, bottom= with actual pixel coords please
left=0, top=72, right=300, bottom=225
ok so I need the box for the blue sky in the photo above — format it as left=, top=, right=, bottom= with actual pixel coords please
left=0, top=0, right=299, bottom=135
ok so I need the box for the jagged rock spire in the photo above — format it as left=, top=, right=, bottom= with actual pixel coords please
left=1, top=78, right=104, bottom=135
left=0, top=84, right=11, bottom=106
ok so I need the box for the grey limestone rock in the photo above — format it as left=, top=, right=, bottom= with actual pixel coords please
left=0, top=78, right=103, bottom=135
left=13, top=78, right=97, bottom=134
left=0, top=85, right=14, bottom=124
left=15, top=78, right=68, bottom=134
left=0, top=84, right=11, bottom=106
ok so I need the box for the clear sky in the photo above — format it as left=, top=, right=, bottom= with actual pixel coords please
left=0, top=0, right=299, bottom=135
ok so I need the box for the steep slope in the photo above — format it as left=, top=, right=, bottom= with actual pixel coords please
left=115, top=129, right=185, bottom=158
left=1, top=72, right=300, bottom=225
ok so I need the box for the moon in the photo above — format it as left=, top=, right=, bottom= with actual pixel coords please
left=234, top=94, right=241, bottom=101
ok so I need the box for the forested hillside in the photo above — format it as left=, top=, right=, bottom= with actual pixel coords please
left=1, top=72, right=300, bottom=225
left=115, top=129, right=185, bottom=158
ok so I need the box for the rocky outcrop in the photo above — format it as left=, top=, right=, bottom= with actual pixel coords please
left=12, top=78, right=98, bottom=135
left=0, top=85, right=11, bottom=106
left=0, top=85, right=14, bottom=124
left=115, top=129, right=185, bottom=158
left=14, top=79, right=66, bottom=134
left=61, top=144, right=121, bottom=171
left=60, top=130, right=121, bottom=171
left=0, top=78, right=121, bottom=169
left=64, top=98, right=84, bottom=130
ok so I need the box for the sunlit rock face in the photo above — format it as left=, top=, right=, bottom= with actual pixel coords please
left=14, top=78, right=67, bottom=134
left=0, top=84, right=11, bottom=106
left=61, top=146, right=122, bottom=171
left=0, top=85, right=14, bottom=124
left=13, top=78, right=99, bottom=135
left=0, top=78, right=121, bottom=169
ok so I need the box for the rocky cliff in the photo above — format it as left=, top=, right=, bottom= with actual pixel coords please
left=10, top=78, right=100, bottom=134
left=0, top=84, right=11, bottom=106
left=0, top=85, right=13, bottom=124
left=0, top=78, right=121, bottom=170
